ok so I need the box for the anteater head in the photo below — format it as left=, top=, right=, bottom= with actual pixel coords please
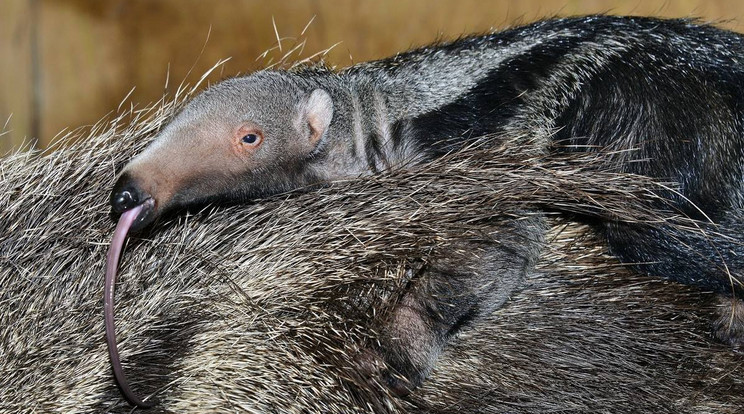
left=110, top=71, right=335, bottom=231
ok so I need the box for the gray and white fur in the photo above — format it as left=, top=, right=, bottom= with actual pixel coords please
left=5, top=121, right=744, bottom=412
left=111, top=15, right=744, bottom=396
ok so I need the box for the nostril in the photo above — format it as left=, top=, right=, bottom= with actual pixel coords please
left=111, top=189, right=140, bottom=213
left=110, top=172, right=146, bottom=213
left=113, top=190, right=135, bottom=211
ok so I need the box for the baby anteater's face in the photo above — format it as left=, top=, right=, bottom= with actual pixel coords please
left=110, top=71, right=334, bottom=231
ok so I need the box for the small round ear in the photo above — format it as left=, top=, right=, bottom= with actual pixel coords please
left=303, top=89, right=334, bottom=152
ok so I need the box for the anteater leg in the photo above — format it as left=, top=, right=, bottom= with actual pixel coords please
left=713, top=295, right=744, bottom=351
left=604, top=221, right=744, bottom=348
left=363, top=217, right=544, bottom=396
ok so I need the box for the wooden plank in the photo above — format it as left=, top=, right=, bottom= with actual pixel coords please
left=36, top=0, right=127, bottom=148
left=0, top=0, right=33, bottom=153
left=2, top=0, right=744, bottom=152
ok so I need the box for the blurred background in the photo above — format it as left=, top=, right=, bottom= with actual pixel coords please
left=1, top=0, right=744, bottom=153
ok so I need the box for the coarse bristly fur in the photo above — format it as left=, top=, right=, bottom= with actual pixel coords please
left=1, top=79, right=744, bottom=413
left=2, top=15, right=744, bottom=413
left=109, top=15, right=744, bottom=397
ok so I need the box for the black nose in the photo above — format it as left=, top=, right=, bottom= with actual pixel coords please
left=113, top=189, right=136, bottom=210
left=110, top=172, right=149, bottom=213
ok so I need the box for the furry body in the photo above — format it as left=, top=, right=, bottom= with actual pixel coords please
left=2, top=114, right=744, bottom=411
left=110, top=16, right=744, bottom=395
left=116, top=15, right=744, bottom=291
left=111, top=16, right=744, bottom=394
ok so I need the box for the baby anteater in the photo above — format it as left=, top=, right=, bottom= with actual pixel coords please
left=110, top=15, right=744, bottom=399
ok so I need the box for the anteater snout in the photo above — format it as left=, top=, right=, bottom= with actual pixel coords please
left=110, top=172, right=151, bottom=213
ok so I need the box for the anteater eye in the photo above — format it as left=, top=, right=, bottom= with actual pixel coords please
left=242, top=134, right=258, bottom=144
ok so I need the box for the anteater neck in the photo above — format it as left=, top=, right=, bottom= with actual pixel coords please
left=326, top=20, right=589, bottom=175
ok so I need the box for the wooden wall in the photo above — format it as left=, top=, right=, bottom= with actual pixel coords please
left=2, top=0, right=744, bottom=152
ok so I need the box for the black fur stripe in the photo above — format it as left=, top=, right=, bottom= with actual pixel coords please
left=365, top=131, right=382, bottom=173
left=407, top=35, right=587, bottom=154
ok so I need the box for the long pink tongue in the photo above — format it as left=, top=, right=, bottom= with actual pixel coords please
left=104, top=205, right=154, bottom=408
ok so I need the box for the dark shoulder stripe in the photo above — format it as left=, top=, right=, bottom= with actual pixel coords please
left=365, top=131, right=382, bottom=173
